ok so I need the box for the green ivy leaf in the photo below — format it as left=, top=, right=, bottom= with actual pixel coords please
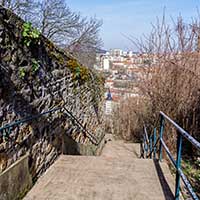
left=26, top=40, right=31, bottom=47
left=19, top=67, right=26, bottom=78
left=75, top=66, right=80, bottom=77
left=22, top=31, right=28, bottom=37
left=22, top=22, right=40, bottom=46
left=23, top=22, right=31, bottom=30
left=31, top=59, right=39, bottom=73
left=31, top=29, right=40, bottom=38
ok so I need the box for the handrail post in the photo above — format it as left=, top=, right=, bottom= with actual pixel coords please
left=140, top=142, right=144, bottom=158
left=144, top=125, right=149, bottom=158
left=175, top=132, right=183, bottom=200
left=153, top=128, right=157, bottom=159
left=146, top=144, right=148, bottom=158
left=143, top=134, right=148, bottom=158
left=150, top=135, right=152, bottom=159
left=159, top=115, right=165, bottom=162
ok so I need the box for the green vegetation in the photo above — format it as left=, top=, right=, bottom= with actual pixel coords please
left=182, top=159, right=200, bottom=195
left=22, top=22, right=40, bottom=47
left=18, top=59, right=39, bottom=79
left=31, top=59, right=39, bottom=73
left=19, top=67, right=26, bottom=78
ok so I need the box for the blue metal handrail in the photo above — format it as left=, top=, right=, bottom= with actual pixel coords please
left=0, top=106, right=101, bottom=146
left=0, top=107, right=61, bottom=132
left=142, top=111, right=200, bottom=200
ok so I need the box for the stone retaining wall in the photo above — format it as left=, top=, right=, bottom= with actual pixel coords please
left=0, top=5, right=105, bottom=183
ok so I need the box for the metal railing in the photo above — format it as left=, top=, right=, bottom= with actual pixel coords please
left=141, top=111, right=200, bottom=200
left=0, top=105, right=102, bottom=147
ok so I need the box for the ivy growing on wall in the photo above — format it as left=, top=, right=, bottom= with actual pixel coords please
left=31, top=59, right=39, bottom=73
left=19, top=67, right=26, bottom=78
left=18, top=59, right=40, bottom=79
left=22, top=22, right=40, bottom=47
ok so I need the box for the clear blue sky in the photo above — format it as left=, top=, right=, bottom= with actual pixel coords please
left=67, top=0, right=200, bottom=51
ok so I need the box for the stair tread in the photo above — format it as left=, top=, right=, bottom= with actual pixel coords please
left=24, top=135, right=175, bottom=200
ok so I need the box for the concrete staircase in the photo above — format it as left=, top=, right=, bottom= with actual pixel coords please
left=24, top=135, right=175, bottom=200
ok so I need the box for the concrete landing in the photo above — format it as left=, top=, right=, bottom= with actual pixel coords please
left=24, top=136, right=175, bottom=200
left=102, top=135, right=141, bottom=159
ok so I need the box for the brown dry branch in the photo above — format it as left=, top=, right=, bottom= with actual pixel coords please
left=112, top=13, right=200, bottom=155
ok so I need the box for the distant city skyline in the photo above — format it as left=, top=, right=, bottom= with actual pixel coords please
left=67, top=0, right=200, bottom=51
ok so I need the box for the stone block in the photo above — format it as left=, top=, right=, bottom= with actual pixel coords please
left=0, top=154, right=32, bottom=200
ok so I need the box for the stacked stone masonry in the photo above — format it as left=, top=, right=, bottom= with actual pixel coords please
left=0, top=6, right=105, bottom=181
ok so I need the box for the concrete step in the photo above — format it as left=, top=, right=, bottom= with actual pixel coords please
left=24, top=137, right=176, bottom=200
left=102, top=134, right=141, bottom=159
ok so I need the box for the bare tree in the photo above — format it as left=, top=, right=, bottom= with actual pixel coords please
left=34, top=0, right=102, bottom=67
left=33, top=0, right=82, bottom=46
left=1, top=0, right=103, bottom=68
left=0, top=0, right=34, bottom=19
left=67, top=17, right=103, bottom=67
left=112, top=12, right=200, bottom=148
left=0, top=0, right=6, bottom=6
